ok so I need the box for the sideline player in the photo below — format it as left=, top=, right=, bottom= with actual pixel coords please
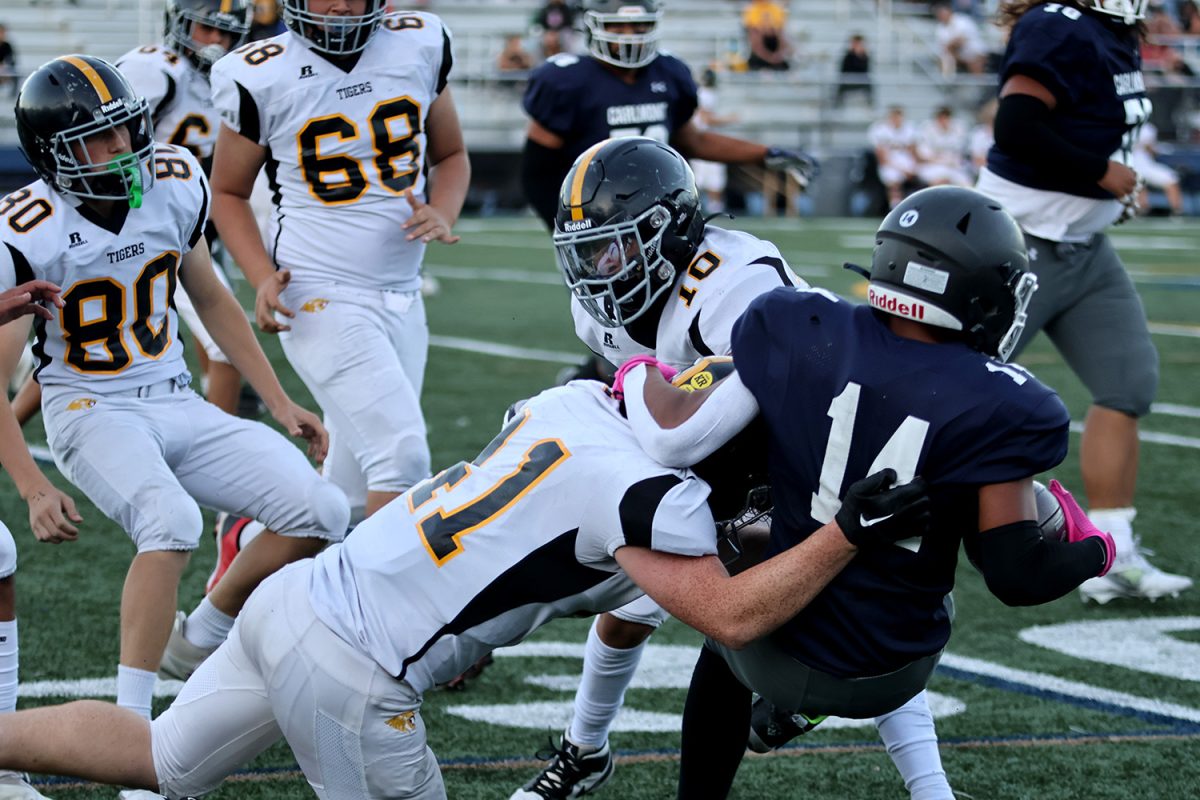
left=977, top=0, right=1192, bottom=602
left=514, top=137, right=953, bottom=800
left=614, top=187, right=1115, bottom=798
left=115, top=0, right=255, bottom=417
left=0, top=56, right=349, bottom=792
left=0, top=363, right=932, bottom=798
left=209, top=0, right=470, bottom=528
left=521, top=0, right=817, bottom=230
left=0, top=279, right=71, bottom=800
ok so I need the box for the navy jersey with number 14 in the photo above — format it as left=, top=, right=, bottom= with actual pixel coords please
left=732, top=289, right=1069, bottom=678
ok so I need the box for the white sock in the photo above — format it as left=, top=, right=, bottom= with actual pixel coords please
left=184, top=597, right=235, bottom=650
left=239, top=519, right=266, bottom=549
left=0, top=619, right=18, bottom=714
left=875, top=691, right=953, bottom=800
left=116, top=665, right=157, bottom=720
left=568, top=619, right=646, bottom=749
left=1088, top=507, right=1136, bottom=559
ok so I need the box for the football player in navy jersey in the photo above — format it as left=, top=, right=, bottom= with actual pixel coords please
left=520, top=0, right=816, bottom=229
left=614, top=187, right=1116, bottom=799
left=976, top=0, right=1192, bottom=603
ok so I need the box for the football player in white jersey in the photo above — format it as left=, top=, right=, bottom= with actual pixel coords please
left=0, top=364, right=931, bottom=798
left=115, top=0, right=254, bottom=418
left=0, top=56, right=350, bottom=781
left=514, top=137, right=954, bottom=800
left=209, top=0, right=471, bottom=524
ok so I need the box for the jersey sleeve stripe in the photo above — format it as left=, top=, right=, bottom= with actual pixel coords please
left=437, top=27, right=453, bottom=94
left=189, top=176, right=211, bottom=249
left=235, top=80, right=261, bottom=144
left=4, top=244, right=34, bottom=285
left=748, top=255, right=794, bottom=286
left=619, top=474, right=684, bottom=549
left=153, top=74, right=177, bottom=123
left=687, top=312, right=714, bottom=358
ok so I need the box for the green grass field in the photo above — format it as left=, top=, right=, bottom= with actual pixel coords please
left=3, top=214, right=1200, bottom=799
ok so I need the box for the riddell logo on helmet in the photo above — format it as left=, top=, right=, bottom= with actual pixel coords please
left=99, top=99, right=125, bottom=114
left=561, top=218, right=593, bottom=232
left=867, top=287, right=925, bottom=321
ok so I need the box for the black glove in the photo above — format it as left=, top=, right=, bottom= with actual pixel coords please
left=764, top=146, right=820, bottom=188
left=835, top=468, right=931, bottom=548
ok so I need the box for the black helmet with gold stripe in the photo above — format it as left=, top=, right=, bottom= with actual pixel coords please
left=16, top=55, right=155, bottom=207
left=553, top=137, right=704, bottom=329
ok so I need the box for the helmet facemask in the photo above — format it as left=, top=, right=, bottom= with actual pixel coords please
left=166, top=5, right=252, bottom=75
left=554, top=203, right=676, bottom=328
left=585, top=5, right=661, bottom=69
left=282, top=0, right=385, bottom=56
left=1090, top=0, right=1149, bottom=23
left=51, top=97, right=156, bottom=208
left=992, top=270, right=1037, bottom=362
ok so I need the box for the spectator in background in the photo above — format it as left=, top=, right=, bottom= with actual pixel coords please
left=869, top=105, right=920, bottom=207
left=1147, top=47, right=1196, bottom=141
left=917, top=105, right=971, bottom=186
left=498, top=33, right=535, bottom=72
left=1142, top=2, right=1182, bottom=70
left=691, top=67, right=740, bottom=213
left=933, top=1, right=986, bottom=75
left=835, top=33, right=873, bottom=106
left=1131, top=122, right=1185, bottom=215
left=539, top=27, right=567, bottom=59
left=968, top=98, right=997, bottom=179
left=0, top=25, right=16, bottom=99
left=743, top=0, right=793, bottom=71
left=533, top=0, right=578, bottom=53
left=248, top=0, right=284, bottom=41
left=1178, top=0, right=1200, bottom=33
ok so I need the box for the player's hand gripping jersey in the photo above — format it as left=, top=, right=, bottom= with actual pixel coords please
left=572, top=226, right=803, bottom=369
left=211, top=12, right=452, bottom=291
left=308, top=381, right=719, bottom=693
left=117, top=45, right=220, bottom=160
left=523, top=51, right=698, bottom=164
left=732, top=288, right=1070, bottom=677
left=0, top=145, right=207, bottom=391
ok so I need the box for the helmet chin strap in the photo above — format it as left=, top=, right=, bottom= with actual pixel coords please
left=110, top=153, right=143, bottom=209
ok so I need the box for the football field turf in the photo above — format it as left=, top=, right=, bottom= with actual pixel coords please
left=2, top=214, right=1199, bottom=798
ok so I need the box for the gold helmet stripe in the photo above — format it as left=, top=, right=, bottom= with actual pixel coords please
left=59, top=56, right=113, bottom=104
left=220, top=0, right=234, bottom=13
left=568, top=140, right=609, bottom=221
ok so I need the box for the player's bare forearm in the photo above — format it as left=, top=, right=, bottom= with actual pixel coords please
left=179, top=246, right=289, bottom=414
left=211, top=190, right=275, bottom=289
left=615, top=523, right=854, bottom=650
left=673, top=125, right=769, bottom=165
left=427, top=149, right=471, bottom=230
left=11, top=377, right=40, bottom=428
left=0, top=390, right=51, bottom=500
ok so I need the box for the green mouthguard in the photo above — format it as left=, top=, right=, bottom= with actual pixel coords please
left=110, top=153, right=143, bottom=209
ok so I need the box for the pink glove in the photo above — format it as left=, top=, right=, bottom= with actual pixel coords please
left=1048, top=479, right=1117, bottom=577
left=611, top=356, right=678, bottom=401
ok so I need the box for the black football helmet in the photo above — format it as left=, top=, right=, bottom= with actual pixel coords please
left=282, top=0, right=387, bottom=55
left=16, top=56, right=156, bottom=206
left=583, top=0, right=662, bottom=69
left=554, top=137, right=705, bottom=328
left=164, top=0, right=252, bottom=75
left=857, top=186, right=1036, bottom=363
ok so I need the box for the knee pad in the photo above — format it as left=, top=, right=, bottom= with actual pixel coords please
left=365, top=434, right=430, bottom=495
left=1100, top=352, right=1159, bottom=418
left=309, top=480, right=351, bottom=543
left=0, top=522, right=16, bottom=579
left=142, top=491, right=204, bottom=552
left=610, top=595, right=670, bottom=628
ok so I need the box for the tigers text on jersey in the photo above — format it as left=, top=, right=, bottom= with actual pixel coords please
left=307, top=380, right=718, bottom=693
left=523, top=52, right=698, bottom=165
left=0, top=146, right=208, bottom=392
left=117, top=45, right=219, bottom=160
left=211, top=12, right=453, bottom=292
left=572, top=226, right=804, bottom=369
left=732, top=289, right=1069, bottom=677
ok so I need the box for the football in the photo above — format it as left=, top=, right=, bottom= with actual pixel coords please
left=1033, top=480, right=1067, bottom=541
